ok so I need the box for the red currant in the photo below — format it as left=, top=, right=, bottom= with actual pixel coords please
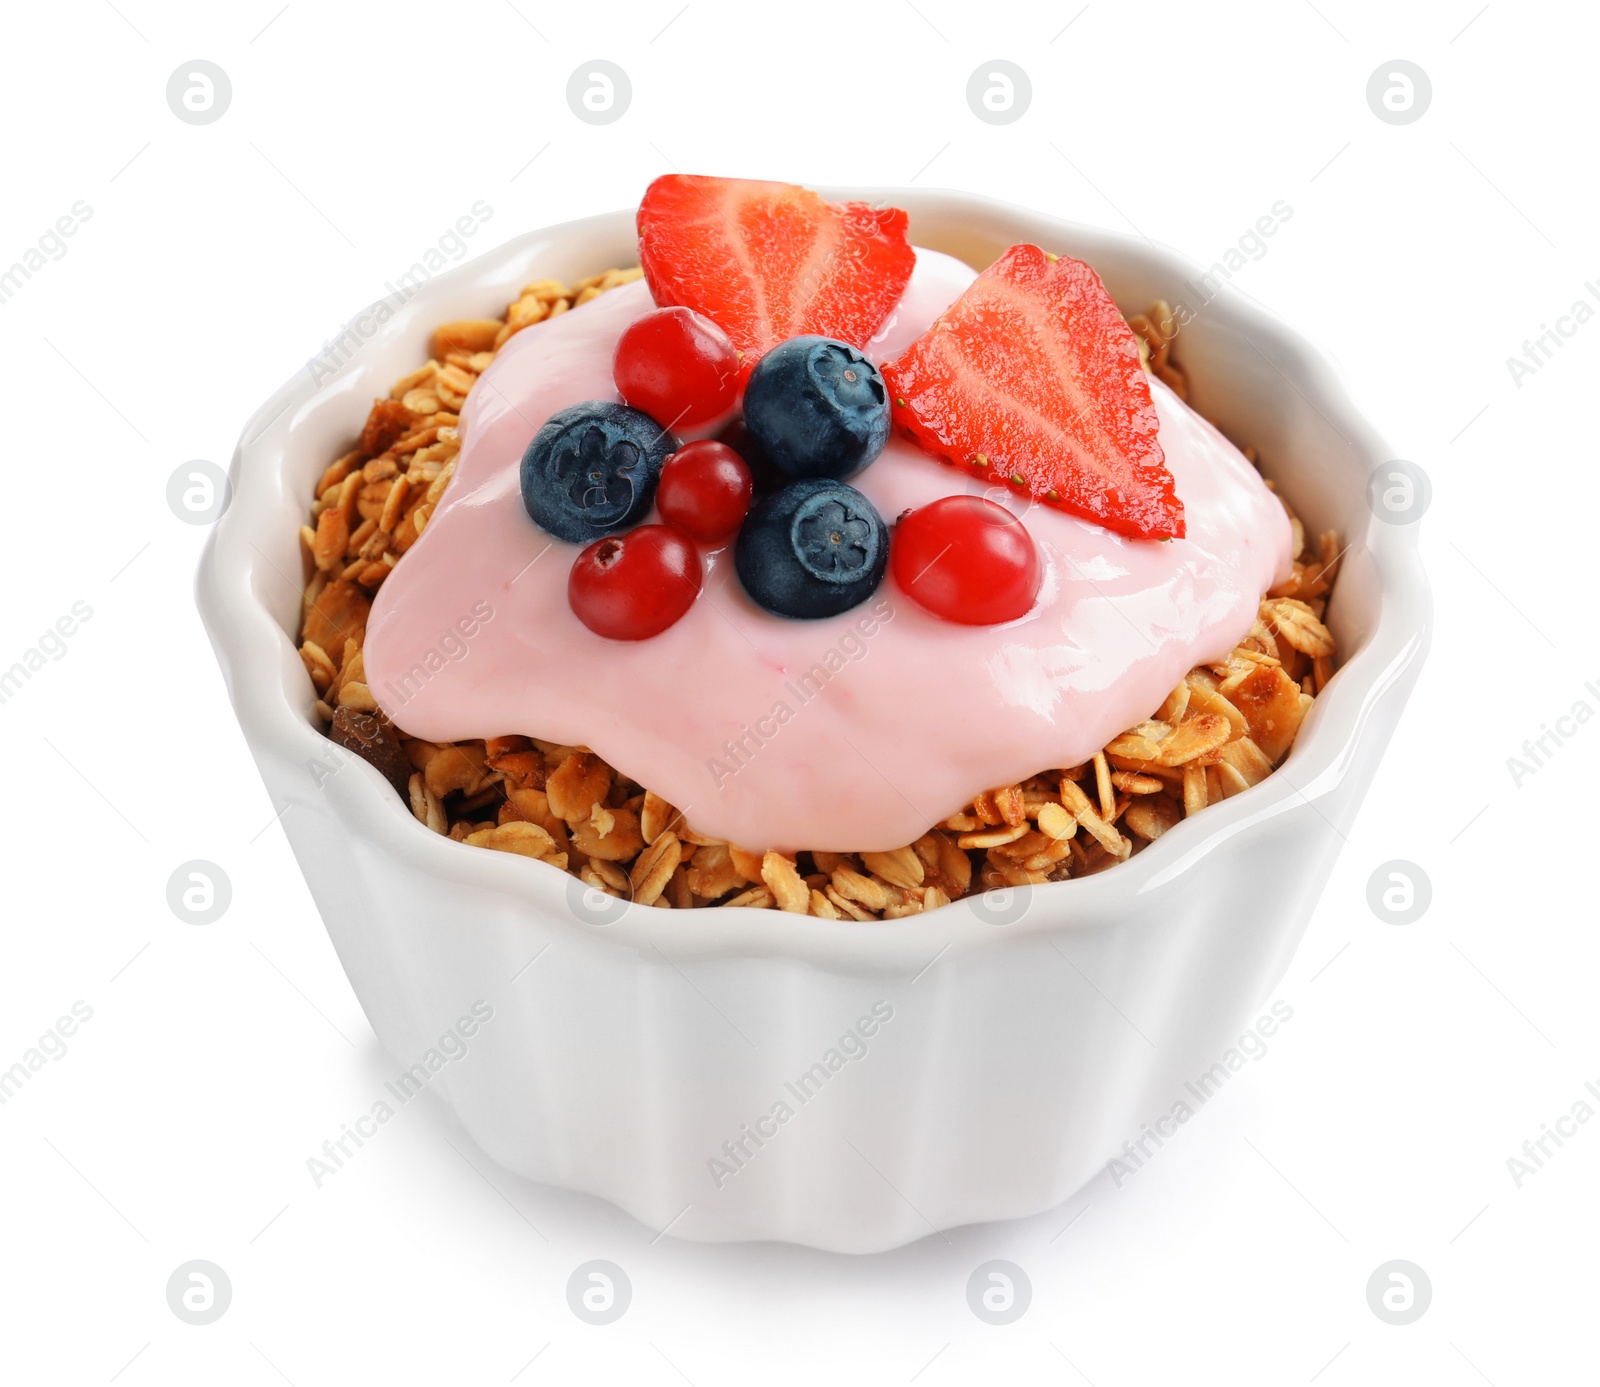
left=613, top=307, right=740, bottom=428
left=656, top=440, right=752, bottom=543
left=890, top=496, right=1041, bottom=625
left=568, top=525, right=702, bottom=640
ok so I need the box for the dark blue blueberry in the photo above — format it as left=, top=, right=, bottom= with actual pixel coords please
left=520, top=401, right=674, bottom=543
left=742, top=336, right=890, bottom=481
left=735, top=479, right=888, bottom=619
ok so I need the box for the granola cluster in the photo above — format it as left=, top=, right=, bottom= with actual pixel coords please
left=297, top=271, right=1341, bottom=919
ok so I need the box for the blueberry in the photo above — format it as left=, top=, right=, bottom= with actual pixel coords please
left=735, top=479, right=888, bottom=619
left=520, top=401, right=674, bottom=543
left=742, top=336, right=890, bottom=481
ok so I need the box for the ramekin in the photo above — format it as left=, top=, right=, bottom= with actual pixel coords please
left=197, top=189, right=1429, bottom=1253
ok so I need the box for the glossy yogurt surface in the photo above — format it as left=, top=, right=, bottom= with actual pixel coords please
left=364, top=250, right=1292, bottom=851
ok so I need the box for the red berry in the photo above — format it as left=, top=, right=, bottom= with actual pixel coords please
left=568, top=525, right=702, bottom=640
left=613, top=307, right=740, bottom=429
left=637, top=175, right=915, bottom=382
left=656, top=440, right=753, bottom=543
left=882, top=245, right=1184, bottom=540
left=890, top=496, right=1041, bottom=626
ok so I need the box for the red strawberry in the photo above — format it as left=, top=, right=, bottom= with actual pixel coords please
left=881, top=245, right=1184, bottom=541
left=637, top=175, right=915, bottom=381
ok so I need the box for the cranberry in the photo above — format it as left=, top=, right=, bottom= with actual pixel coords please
left=568, top=525, right=702, bottom=640
left=890, top=496, right=1041, bottom=625
left=613, top=307, right=740, bottom=429
left=656, top=440, right=753, bottom=543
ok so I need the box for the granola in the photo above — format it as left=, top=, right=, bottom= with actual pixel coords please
left=297, top=275, right=1340, bottom=919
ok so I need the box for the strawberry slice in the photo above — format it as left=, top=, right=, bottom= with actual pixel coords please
left=637, top=175, right=915, bottom=380
left=881, top=245, right=1184, bottom=540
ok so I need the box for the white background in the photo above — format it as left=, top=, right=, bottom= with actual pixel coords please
left=2, top=0, right=1595, bottom=1382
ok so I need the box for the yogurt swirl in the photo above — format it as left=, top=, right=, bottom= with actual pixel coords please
left=364, top=249, right=1292, bottom=851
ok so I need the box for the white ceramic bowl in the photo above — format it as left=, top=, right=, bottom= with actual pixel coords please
left=198, top=189, right=1429, bottom=1253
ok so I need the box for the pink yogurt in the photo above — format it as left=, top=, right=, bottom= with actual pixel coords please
left=364, top=249, right=1292, bottom=852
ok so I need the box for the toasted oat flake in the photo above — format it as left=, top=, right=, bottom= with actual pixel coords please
left=1153, top=713, right=1232, bottom=767
left=831, top=866, right=892, bottom=912
left=1263, top=597, right=1336, bottom=658
left=1125, top=797, right=1181, bottom=841
left=862, top=847, right=924, bottom=890
left=1155, top=681, right=1190, bottom=724
left=1093, top=752, right=1115, bottom=819
left=726, top=843, right=765, bottom=882
left=584, top=858, right=629, bottom=894
left=312, top=508, right=348, bottom=572
left=640, top=790, right=677, bottom=844
left=299, top=640, right=336, bottom=692
left=336, top=679, right=378, bottom=713
left=957, top=822, right=1028, bottom=850
left=761, top=852, right=811, bottom=914
left=1037, top=801, right=1076, bottom=842
left=1230, top=664, right=1306, bottom=763
left=466, top=820, right=564, bottom=864
left=809, top=889, right=841, bottom=920
left=572, top=805, right=644, bottom=861
left=1062, top=778, right=1125, bottom=855
left=630, top=832, right=682, bottom=906
left=1105, top=722, right=1169, bottom=762
left=546, top=751, right=611, bottom=822
left=823, top=885, right=875, bottom=921
left=1214, top=762, right=1252, bottom=799
left=687, top=843, right=744, bottom=901
left=408, top=772, right=448, bottom=835
left=1111, top=771, right=1166, bottom=795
